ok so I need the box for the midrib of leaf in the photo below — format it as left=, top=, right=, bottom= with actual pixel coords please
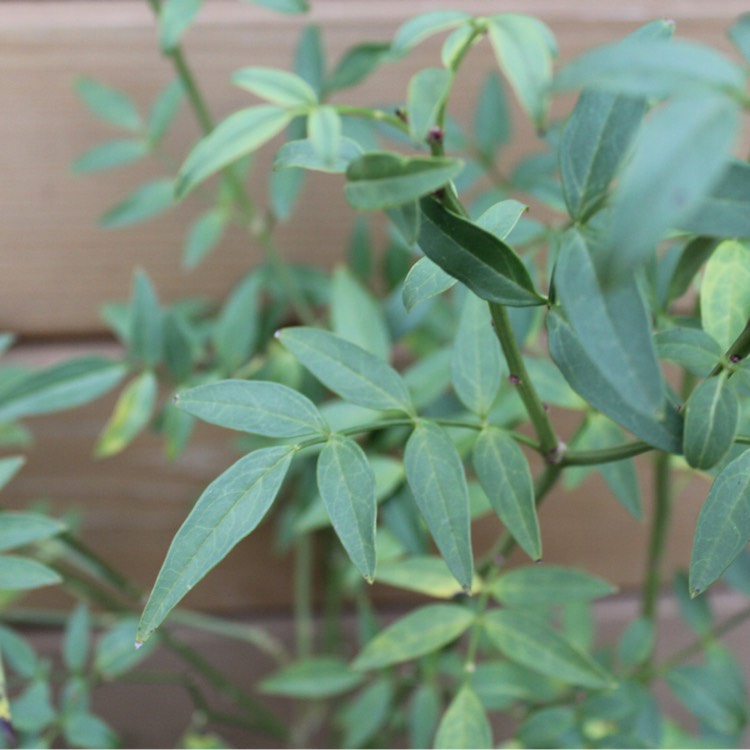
left=697, top=381, right=725, bottom=466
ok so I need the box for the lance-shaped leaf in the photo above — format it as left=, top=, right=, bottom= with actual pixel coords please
left=72, top=139, right=148, bottom=174
left=681, top=162, right=750, bottom=239
left=402, top=257, right=456, bottom=311
left=324, top=42, right=391, bottom=94
left=483, top=609, right=614, bottom=688
left=665, top=237, right=718, bottom=307
left=176, top=105, right=292, bottom=197
left=308, top=106, right=341, bottom=168
left=474, top=199, right=527, bottom=239
left=376, top=556, right=480, bottom=598
left=0, top=456, right=25, bottom=492
left=390, top=11, right=472, bottom=57
left=96, top=619, right=157, bottom=678
left=0, top=556, right=61, bottom=590
left=655, top=327, right=723, bottom=377
left=232, top=67, right=318, bottom=108
left=344, top=153, right=463, bottom=211
left=555, top=230, right=665, bottom=414
left=175, top=380, right=327, bottom=437
left=0, top=512, right=65, bottom=552
left=0, top=357, right=126, bottom=423
left=407, top=68, right=452, bottom=143
left=683, top=375, right=739, bottom=470
left=405, top=421, right=473, bottom=590
left=340, top=678, right=394, bottom=749
left=130, top=269, right=163, bottom=368
left=729, top=14, right=750, bottom=63
left=452, top=294, right=504, bottom=416
left=159, top=0, right=203, bottom=51
left=434, top=685, right=492, bottom=750
left=701, top=239, right=750, bottom=350
left=606, top=93, right=739, bottom=282
left=352, top=603, right=475, bottom=670
left=488, top=14, right=557, bottom=131
left=547, top=310, right=683, bottom=453
left=690, top=449, right=750, bottom=596
left=273, top=136, right=362, bottom=174
left=243, top=0, right=309, bottom=13
left=147, top=79, right=185, bottom=146
left=418, top=197, right=544, bottom=307
left=74, top=77, right=142, bottom=132
left=100, top=179, right=175, bottom=229
left=183, top=208, right=226, bottom=269
left=489, top=565, right=615, bottom=607
left=317, top=435, right=376, bottom=581
left=137, top=445, right=294, bottom=644
left=277, top=327, right=413, bottom=413
left=260, top=657, right=363, bottom=698
left=213, top=271, right=261, bottom=375
left=473, top=427, right=540, bottom=561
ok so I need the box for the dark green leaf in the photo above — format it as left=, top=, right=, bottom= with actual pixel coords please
left=665, top=237, right=717, bottom=305
left=689, top=448, right=750, bottom=596
left=402, top=257, right=456, bottom=311
left=72, top=139, right=148, bottom=173
left=64, top=712, right=117, bottom=749
left=74, top=77, right=142, bottom=132
left=483, top=609, right=614, bottom=688
left=261, top=657, right=362, bottom=698
left=418, top=197, right=544, bottom=307
left=339, top=678, right=393, bottom=748
left=325, top=43, right=391, bottom=94
left=212, top=272, right=261, bottom=374
left=519, top=706, right=577, bottom=748
left=488, top=14, right=557, bottom=130
left=344, top=153, right=463, bottom=211
left=407, top=68, right=452, bottom=143
left=409, top=683, right=441, bottom=749
left=0, top=512, right=64, bottom=552
left=63, top=604, right=91, bottom=674
left=176, top=106, right=291, bottom=197
left=294, top=24, right=325, bottom=97
left=489, top=565, right=616, bottom=607
left=473, top=427, right=540, bottom=560
left=683, top=375, right=739, bottom=469
left=232, top=67, right=317, bottom=107
left=130, top=269, right=162, bottom=368
left=352, top=604, right=474, bottom=670
left=163, top=311, right=195, bottom=384
left=269, top=163, right=306, bottom=220
left=278, top=327, right=413, bottom=413
left=674, top=570, right=712, bottom=635
left=617, top=616, right=654, bottom=670
left=655, top=327, right=723, bottom=377
left=100, top=178, right=175, bottom=228
left=390, top=11, right=471, bottom=57
left=405, top=421, right=473, bottom=590
left=0, top=625, right=38, bottom=678
left=273, top=136, right=362, bottom=173
left=0, top=357, right=126, bottom=423
left=159, top=0, right=203, bottom=51
left=175, top=380, right=327, bottom=437
left=317, top=435, right=376, bottom=581
left=182, top=209, right=226, bottom=270
left=385, top=201, right=420, bottom=246
left=137, top=446, right=294, bottom=644
left=434, top=685, right=492, bottom=749
left=471, top=660, right=562, bottom=709
left=11, top=679, right=55, bottom=732
left=473, top=72, right=511, bottom=159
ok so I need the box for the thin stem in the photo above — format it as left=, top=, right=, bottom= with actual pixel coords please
left=562, top=440, right=654, bottom=467
left=488, top=303, right=561, bottom=459
left=710, top=317, right=750, bottom=376
left=642, top=452, right=672, bottom=622
left=333, top=105, right=409, bottom=134
left=294, top=534, right=315, bottom=659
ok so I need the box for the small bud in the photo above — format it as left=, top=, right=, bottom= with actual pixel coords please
left=509, top=374, right=521, bottom=385
left=427, top=126, right=444, bottom=144
left=542, top=402, right=550, bottom=412
left=730, top=354, right=741, bottom=363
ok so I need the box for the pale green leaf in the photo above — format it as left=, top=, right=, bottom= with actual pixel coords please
left=434, top=685, right=492, bottom=749
left=63, top=604, right=91, bottom=674
left=72, top=139, right=148, bottom=173
left=474, top=199, right=527, bottom=239
left=376, top=556, right=480, bottom=598
left=212, top=272, right=262, bottom=374
left=325, top=42, right=391, bottom=94
left=0, top=555, right=62, bottom=590
left=294, top=24, right=324, bottom=97
left=729, top=14, right=750, bottom=63
left=100, top=178, right=175, bottom=229
left=407, top=67, right=452, bottom=143
left=241, top=0, right=309, bottom=14
left=402, top=257, right=456, bottom=311
left=409, top=684, right=442, bottom=749
left=273, top=136, right=362, bottom=173
left=96, top=618, right=157, bottom=677
left=390, top=11, right=472, bottom=57
left=260, top=656, right=362, bottom=697
left=655, top=327, right=723, bottom=377
left=182, top=209, right=226, bottom=270
left=74, top=77, right=142, bottom=132
left=340, top=678, right=393, bottom=749
left=64, top=711, right=117, bottom=749
left=441, top=24, right=478, bottom=70
left=308, top=105, right=341, bottom=168
left=489, top=565, right=615, bottom=606
left=0, top=456, right=25, bottom=492
left=473, top=72, right=511, bottom=159
left=137, top=446, right=294, bottom=644
left=617, top=616, right=654, bottom=670
left=159, top=0, right=203, bottom=51
left=232, top=67, right=317, bottom=107
left=0, top=512, right=64, bottom=552
left=146, top=79, right=184, bottom=145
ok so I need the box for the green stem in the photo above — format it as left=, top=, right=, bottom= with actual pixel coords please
left=333, top=105, right=409, bottom=134
left=710, top=317, right=750, bottom=376
left=488, top=303, right=561, bottom=460
left=562, top=440, right=653, bottom=466
left=294, top=534, right=314, bottom=659
left=642, top=452, right=672, bottom=622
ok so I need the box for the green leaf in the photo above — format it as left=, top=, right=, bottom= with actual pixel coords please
left=617, top=616, right=654, bottom=670
left=278, top=327, right=413, bottom=413
left=0, top=512, right=64, bottom=552
left=175, top=380, right=327, bottom=437
left=137, top=445, right=294, bottom=644
left=0, top=625, right=38, bottom=678
left=212, top=272, right=261, bottom=374
left=176, top=106, right=291, bottom=197
left=232, top=67, right=317, bottom=108
left=308, top=106, right=341, bottom=168
left=146, top=79, right=184, bottom=145
left=344, top=152, right=463, bottom=211
left=441, top=25, right=477, bottom=70
left=100, top=178, right=175, bottom=229
left=473, top=72, right=511, bottom=160
left=407, top=67, right=452, bottom=143
left=418, top=197, right=544, bottom=307
left=294, top=24, right=325, bottom=97
left=471, top=660, right=562, bottom=709
left=95, top=371, right=157, bottom=457
left=690, top=448, right=750, bottom=596
left=317, top=435, right=376, bottom=581
left=655, top=327, right=723, bottom=377
left=391, top=11, right=472, bottom=57
left=96, top=618, right=157, bottom=678
left=483, top=609, right=614, bottom=688
left=729, top=14, right=750, bottom=63
left=683, top=375, right=739, bottom=470
left=452, top=294, right=503, bottom=416
left=269, top=163, right=306, bottom=221
left=72, top=139, right=148, bottom=173
left=488, top=14, right=557, bottom=130
left=130, top=269, right=162, bottom=368
left=665, top=237, right=717, bottom=305
left=701, top=239, right=750, bottom=350
left=273, top=136, right=362, bottom=173
left=0, top=555, right=61, bottom=590
left=673, top=570, right=712, bottom=636
left=474, top=199, right=527, bottom=240
left=182, top=209, right=226, bottom=270
left=63, top=604, right=91, bottom=674
left=402, top=257, right=456, bottom=311
left=339, top=678, right=393, bottom=748
left=64, top=712, right=117, bottom=749
left=242, top=0, right=309, bottom=13
left=163, top=312, right=195, bottom=384
left=0, top=456, right=25, bottom=492
left=409, top=683, right=442, bottom=749
left=489, top=565, right=615, bottom=607
left=523, top=357, right=585, bottom=410
left=556, top=230, right=665, bottom=413
left=352, top=604, right=474, bottom=670
left=0, top=333, right=14, bottom=357
left=159, top=0, right=203, bottom=51
left=385, top=201, right=420, bottom=246
left=260, top=657, right=362, bottom=698
left=473, top=427, right=540, bottom=561
left=12, top=679, right=55, bottom=732
left=547, top=310, right=683, bottom=453
left=681, top=162, right=750, bottom=239
left=74, top=77, right=142, bottom=132
left=434, top=685, right=492, bottom=749
left=331, top=267, right=390, bottom=361
left=606, top=93, right=740, bottom=282
left=376, top=556, right=480, bottom=599
left=325, top=43, right=391, bottom=94
left=0, top=357, right=126, bottom=423
left=405, top=422, right=473, bottom=590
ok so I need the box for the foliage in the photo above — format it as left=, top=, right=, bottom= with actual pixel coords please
left=3, top=0, right=750, bottom=747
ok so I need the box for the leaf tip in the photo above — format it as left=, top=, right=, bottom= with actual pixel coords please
left=364, top=575, right=375, bottom=585
left=689, top=587, right=702, bottom=599
left=134, top=640, right=144, bottom=650
left=534, top=557, right=543, bottom=565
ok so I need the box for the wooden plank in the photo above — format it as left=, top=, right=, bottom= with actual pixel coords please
left=0, top=0, right=745, bottom=334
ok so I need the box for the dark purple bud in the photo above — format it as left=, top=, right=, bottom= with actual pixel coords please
left=427, top=126, right=444, bottom=144
left=509, top=374, right=521, bottom=385
left=730, top=354, right=741, bottom=363
left=542, top=402, right=550, bottom=412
